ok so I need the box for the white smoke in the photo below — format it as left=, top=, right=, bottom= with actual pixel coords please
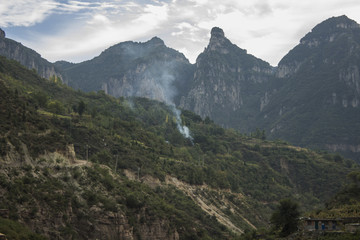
left=170, top=105, right=193, bottom=141
left=118, top=41, right=193, bottom=139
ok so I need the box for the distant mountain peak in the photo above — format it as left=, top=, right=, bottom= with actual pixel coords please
left=297, top=15, right=360, bottom=49
left=278, top=15, right=360, bottom=77
left=147, top=36, right=165, bottom=46
left=316, top=15, right=360, bottom=30
left=211, top=27, right=225, bottom=38
left=207, top=27, right=234, bottom=54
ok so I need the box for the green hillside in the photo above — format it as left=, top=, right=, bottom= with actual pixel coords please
left=0, top=56, right=358, bottom=239
left=308, top=171, right=360, bottom=219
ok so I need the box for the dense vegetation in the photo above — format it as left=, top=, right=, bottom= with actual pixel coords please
left=0, top=217, right=46, bottom=240
left=0, top=56, right=359, bottom=239
left=307, top=171, right=360, bottom=219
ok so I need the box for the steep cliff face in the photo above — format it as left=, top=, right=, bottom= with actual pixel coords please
left=260, top=15, right=360, bottom=161
left=277, top=15, right=360, bottom=78
left=180, top=27, right=276, bottom=129
left=0, top=29, right=62, bottom=80
left=58, top=37, right=194, bottom=105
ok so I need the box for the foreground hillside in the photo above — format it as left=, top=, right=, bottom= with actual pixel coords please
left=0, top=56, right=358, bottom=239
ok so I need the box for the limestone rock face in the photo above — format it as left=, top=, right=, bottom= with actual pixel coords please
left=259, top=15, right=360, bottom=161
left=180, top=27, right=275, bottom=128
left=0, top=29, right=62, bottom=80
left=59, top=37, right=194, bottom=105
left=277, top=15, right=360, bottom=78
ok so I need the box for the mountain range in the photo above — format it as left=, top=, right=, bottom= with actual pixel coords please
left=1, top=15, right=360, bottom=162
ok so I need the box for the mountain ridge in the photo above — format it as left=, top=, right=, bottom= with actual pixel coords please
left=55, top=36, right=194, bottom=105
left=260, top=15, right=360, bottom=161
left=1, top=15, right=360, bottom=161
left=0, top=29, right=63, bottom=80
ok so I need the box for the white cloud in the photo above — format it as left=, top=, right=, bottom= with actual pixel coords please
left=0, top=0, right=56, bottom=27
left=2, top=0, right=360, bottom=65
left=132, top=4, right=169, bottom=30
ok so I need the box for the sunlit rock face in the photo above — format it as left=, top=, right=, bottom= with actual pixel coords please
left=0, top=28, right=63, bottom=80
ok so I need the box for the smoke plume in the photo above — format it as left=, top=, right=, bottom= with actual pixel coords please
left=113, top=41, right=193, bottom=140
left=170, top=104, right=193, bottom=140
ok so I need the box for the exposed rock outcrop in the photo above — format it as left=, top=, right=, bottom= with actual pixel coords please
left=58, top=37, right=194, bottom=105
left=0, top=29, right=62, bottom=80
left=180, top=27, right=275, bottom=128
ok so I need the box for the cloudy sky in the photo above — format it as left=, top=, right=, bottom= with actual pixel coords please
left=1, top=0, right=360, bottom=66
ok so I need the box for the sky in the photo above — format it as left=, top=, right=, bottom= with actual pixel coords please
left=1, top=0, right=360, bottom=66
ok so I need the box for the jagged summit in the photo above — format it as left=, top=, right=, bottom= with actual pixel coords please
left=207, top=27, right=234, bottom=53
left=147, top=36, right=165, bottom=46
left=277, top=15, right=360, bottom=77
left=299, top=15, right=360, bottom=45
left=312, top=15, right=360, bottom=32
left=211, top=27, right=225, bottom=38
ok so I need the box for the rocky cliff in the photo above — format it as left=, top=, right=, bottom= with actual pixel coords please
left=180, top=27, right=276, bottom=129
left=259, top=15, right=360, bottom=161
left=0, top=29, right=62, bottom=80
left=57, top=37, right=194, bottom=105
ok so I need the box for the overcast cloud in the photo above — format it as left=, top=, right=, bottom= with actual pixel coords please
left=1, top=0, right=360, bottom=66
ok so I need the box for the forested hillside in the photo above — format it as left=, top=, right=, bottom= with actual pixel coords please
left=0, top=56, right=358, bottom=239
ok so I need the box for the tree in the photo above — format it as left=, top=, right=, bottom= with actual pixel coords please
left=32, top=91, right=49, bottom=108
left=77, top=100, right=86, bottom=116
left=47, top=100, right=64, bottom=115
left=270, top=198, right=300, bottom=237
left=251, top=128, right=266, bottom=140
left=347, top=171, right=360, bottom=187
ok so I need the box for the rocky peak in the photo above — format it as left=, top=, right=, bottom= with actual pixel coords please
left=315, top=15, right=360, bottom=31
left=0, top=29, right=5, bottom=38
left=207, top=27, right=231, bottom=53
left=300, top=15, right=360, bottom=47
left=211, top=27, right=225, bottom=38
left=147, top=36, right=165, bottom=47
left=181, top=26, right=274, bottom=127
left=278, top=15, right=360, bottom=78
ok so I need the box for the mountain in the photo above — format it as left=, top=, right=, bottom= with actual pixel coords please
left=54, top=16, right=360, bottom=161
left=2, top=16, right=360, bottom=161
left=180, top=16, right=360, bottom=161
left=55, top=37, right=194, bottom=105
left=0, top=28, right=62, bottom=80
left=259, top=15, right=360, bottom=161
left=1, top=56, right=358, bottom=239
left=179, top=27, right=277, bottom=130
